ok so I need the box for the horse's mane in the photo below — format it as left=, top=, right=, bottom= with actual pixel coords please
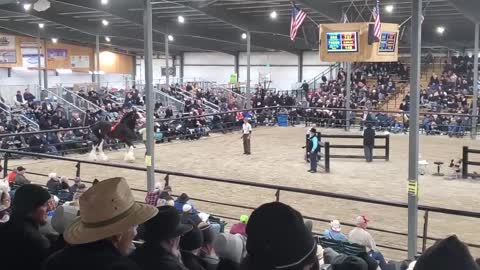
left=119, top=110, right=138, bottom=130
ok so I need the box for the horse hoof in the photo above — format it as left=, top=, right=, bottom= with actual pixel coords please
left=99, top=153, right=109, bottom=161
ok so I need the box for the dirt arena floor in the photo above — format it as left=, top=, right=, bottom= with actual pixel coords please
left=10, top=126, right=480, bottom=260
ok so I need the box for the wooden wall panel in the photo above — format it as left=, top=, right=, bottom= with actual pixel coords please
left=46, top=41, right=94, bottom=72
left=99, top=51, right=133, bottom=74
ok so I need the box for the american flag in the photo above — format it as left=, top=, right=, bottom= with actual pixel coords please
left=290, top=3, right=306, bottom=41
left=372, top=0, right=381, bottom=42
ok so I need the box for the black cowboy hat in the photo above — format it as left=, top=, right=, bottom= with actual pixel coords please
left=177, top=193, right=190, bottom=203
left=144, top=206, right=192, bottom=242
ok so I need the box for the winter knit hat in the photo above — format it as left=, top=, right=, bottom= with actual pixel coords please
left=413, top=235, right=479, bottom=270
left=180, top=221, right=204, bottom=251
left=12, top=184, right=51, bottom=218
left=246, top=202, right=317, bottom=269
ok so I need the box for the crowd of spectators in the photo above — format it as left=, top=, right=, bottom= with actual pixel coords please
left=1, top=172, right=479, bottom=270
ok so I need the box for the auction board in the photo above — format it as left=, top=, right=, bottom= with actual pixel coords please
left=319, top=23, right=399, bottom=63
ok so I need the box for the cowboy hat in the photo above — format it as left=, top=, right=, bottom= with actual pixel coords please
left=213, top=233, right=246, bottom=264
left=144, top=206, right=192, bottom=242
left=63, top=177, right=158, bottom=245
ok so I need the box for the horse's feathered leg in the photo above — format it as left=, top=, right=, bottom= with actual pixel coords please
left=98, top=139, right=109, bottom=161
left=123, top=142, right=136, bottom=163
left=89, top=142, right=97, bottom=161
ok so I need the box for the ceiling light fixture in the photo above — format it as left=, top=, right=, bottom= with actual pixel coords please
left=385, top=5, right=394, bottom=13
left=38, top=23, right=45, bottom=29
left=51, top=38, right=58, bottom=43
left=101, top=0, right=109, bottom=5
left=105, top=36, right=111, bottom=42
left=23, top=3, right=32, bottom=11
left=436, top=26, right=445, bottom=34
left=178, top=15, right=185, bottom=23
left=241, top=33, right=247, bottom=39
left=168, top=35, right=174, bottom=41
left=270, top=11, right=278, bottom=19
left=102, top=19, right=109, bottom=26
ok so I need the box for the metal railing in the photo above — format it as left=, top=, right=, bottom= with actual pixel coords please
left=175, top=88, right=220, bottom=112
left=154, top=89, right=185, bottom=113
left=41, top=88, right=87, bottom=120
left=1, top=149, right=479, bottom=256
left=60, top=87, right=107, bottom=113
left=0, top=100, right=39, bottom=130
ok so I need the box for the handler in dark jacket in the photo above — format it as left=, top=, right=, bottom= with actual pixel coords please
left=44, top=177, right=158, bottom=270
left=131, top=206, right=193, bottom=270
left=363, top=124, right=376, bottom=162
left=0, top=184, right=52, bottom=270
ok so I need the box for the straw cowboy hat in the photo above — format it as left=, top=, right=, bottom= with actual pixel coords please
left=63, top=177, right=158, bottom=245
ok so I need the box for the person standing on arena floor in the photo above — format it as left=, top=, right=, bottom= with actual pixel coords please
left=308, top=128, right=319, bottom=173
left=363, top=124, right=375, bottom=163
left=241, top=118, right=252, bottom=155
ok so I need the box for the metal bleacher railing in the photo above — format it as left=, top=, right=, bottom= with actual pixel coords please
left=1, top=148, right=479, bottom=257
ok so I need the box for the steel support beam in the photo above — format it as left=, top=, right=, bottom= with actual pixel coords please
left=246, top=31, right=251, bottom=110
left=37, top=27, right=42, bottom=90
left=43, top=69, right=48, bottom=90
left=179, top=52, right=184, bottom=85
left=473, top=23, right=479, bottom=139
left=408, top=0, right=422, bottom=260
left=95, top=35, right=100, bottom=88
left=295, top=0, right=343, bottom=22
left=345, top=62, right=351, bottom=131
left=234, top=52, right=240, bottom=79
left=298, top=52, right=303, bottom=83
left=165, top=34, right=169, bottom=87
left=144, top=0, right=155, bottom=192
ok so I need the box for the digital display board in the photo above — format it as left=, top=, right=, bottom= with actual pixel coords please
left=326, top=32, right=358, bottom=52
left=379, top=32, right=397, bottom=52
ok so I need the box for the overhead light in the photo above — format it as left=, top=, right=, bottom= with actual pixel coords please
left=23, top=3, right=32, bottom=11
left=436, top=26, right=445, bottom=34
left=34, top=0, right=51, bottom=12
left=178, top=15, right=185, bottom=23
left=56, top=69, right=73, bottom=74
left=270, top=11, right=278, bottom=19
left=385, top=5, right=394, bottom=13
left=105, top=36, right=111, bottom=42
left=101, top=0, right=108, bottom=5
left=51, top=38, right=58, bottom=43
left=38, top=23, right=45, bottom=29
left=102, top=19, right=109, bottom=26
left=168, top=35, right=174, bottom=41
left=241, top=33, right=247, bottom=39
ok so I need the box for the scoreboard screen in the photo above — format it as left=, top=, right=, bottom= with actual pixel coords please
left=326, top=32, right=358, bottom=52
left=379, top=32, right=397, bottom=52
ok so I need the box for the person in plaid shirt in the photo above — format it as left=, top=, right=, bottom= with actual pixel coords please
left=145, top=183, right=162, bottom=206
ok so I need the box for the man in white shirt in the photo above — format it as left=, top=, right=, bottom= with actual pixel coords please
left=348, top=215, right=386, bottom=268
left=241, top=118, right=252, bottom=155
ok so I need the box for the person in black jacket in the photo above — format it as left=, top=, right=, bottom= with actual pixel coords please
left=131, top=206, right=193, bottom=270
left=180, top=221, right=206, bottom=270
left=363, top=124, right=375, bottom=162
left=0, top=184, right=52, bottom=270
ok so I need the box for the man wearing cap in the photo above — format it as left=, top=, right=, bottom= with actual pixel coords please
left=323, top=220, right=348, bottom=242
left=131, top=206, right=193, bottom=270
left=0, top=184, right=52, bottom=269
left=348, top=215, right=386, bottom=269
left=14, top=166, right=30, bottom=186
left=241, top=118, right=252, bottom=155
left=180, top=222, right=206, bottom=270
left=44, top=177, right=158, bottom=270
left=308, top=128, right=319, bottom=173
left=181, top=204, right=202, bottom=226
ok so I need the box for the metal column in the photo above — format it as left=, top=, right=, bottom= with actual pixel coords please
left=165, top=34, right=170, bottom=87
left=37, top=28, right=42, bottom=90
left=43, top=69, right=48, bottom=89
left=298, top=52, right=303, bottom=83
left=472, top=23, right=479, bottom=139
left=95, top=35, right=100, bottom=89
left=234, top=51, right=240, bottom=79
left=179, top=52, right=184, bottom=85
left=408, top=0, right=422, bottom=260
left=144, top=0, right=155, bottom=192
left=246, top=31, right=251, bottom=109
left=345, top=62, right=351, bottom=131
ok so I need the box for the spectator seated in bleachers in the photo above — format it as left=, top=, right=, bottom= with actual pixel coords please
left=0, top=184, right=52, bottom=269
left=213, top=232, right=246, bottom=270
left=348, top=215, right=387, bottom=269
left=13, top=166, right=30, bottom=186
left=229, top=214, right=248, bottom=237
left=180, top=220, right=206, bottom=270
left=324, top=219, right=348, bottom=242
left=182, top=204, right=202, bottom=226
left=0, top=179, right=10, bottom=223
left=46, top=172, right=61, bottom=195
